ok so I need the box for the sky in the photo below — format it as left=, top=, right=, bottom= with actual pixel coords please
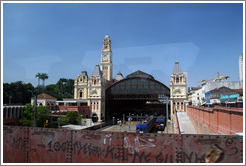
left=2, top=2, right=244, bottom=87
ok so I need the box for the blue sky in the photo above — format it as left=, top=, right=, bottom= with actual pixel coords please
left=3, top=2, right=244, bottom=87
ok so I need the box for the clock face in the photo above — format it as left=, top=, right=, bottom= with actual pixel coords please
left=103, top=54, right=108, bottom=60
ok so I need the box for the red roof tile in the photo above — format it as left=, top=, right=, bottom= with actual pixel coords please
left=32, top=93, right=56, bottom=99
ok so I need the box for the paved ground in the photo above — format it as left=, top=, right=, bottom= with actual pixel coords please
left=177, top=112, right=197, bottom=134
left=101, top=121, right=140, bottom=132
left=101, top=120, right=176, bottom=134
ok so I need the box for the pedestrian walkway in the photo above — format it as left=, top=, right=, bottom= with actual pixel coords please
left=177, top=112, right=197, bottom=134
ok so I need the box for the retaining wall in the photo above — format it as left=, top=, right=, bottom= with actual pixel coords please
left=187, top=106, right=243, bottom=135
left=3, top=125, right=243, bottom=163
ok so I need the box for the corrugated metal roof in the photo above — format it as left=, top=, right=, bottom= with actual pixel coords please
left=126, top=70, right=154, bottom=79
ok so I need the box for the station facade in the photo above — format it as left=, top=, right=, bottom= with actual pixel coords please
left=73, top=35, right=186, bottom=122
left=73, top=35, right=113, bottom=121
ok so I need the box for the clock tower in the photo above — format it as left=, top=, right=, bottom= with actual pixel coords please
left=100, top=34, right=113, bottom=81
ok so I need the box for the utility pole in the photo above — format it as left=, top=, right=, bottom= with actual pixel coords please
left=33, top=94, right=37, bottom=128
left=28, top=90, right=37, bottom=128
left=166, top=97, right=168, bottom=134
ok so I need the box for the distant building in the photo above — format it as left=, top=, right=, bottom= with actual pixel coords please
left=205, top=86, right=240, bottom=104
left=203, top=81, right=242, bottom=92
left=239, top=53, right=243, bottom=82
left=170, top=62, right=188, bottom=114
left=191, top=88, right=205, bottom=106
left=31, top=93, right=57, bottom=110
left=187, top=86, right=201, bottom=105
left=220, top=88, right=243, bottom=103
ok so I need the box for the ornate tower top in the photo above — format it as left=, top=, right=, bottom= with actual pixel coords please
left=173, top=62, right=183, bottom=74
left=102, top=34, right=111, bottom=51
left=92, top=64, right=103, bottom=77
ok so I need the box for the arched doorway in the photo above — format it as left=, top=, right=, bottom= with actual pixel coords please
left=92, top=113, right=98, bottom=123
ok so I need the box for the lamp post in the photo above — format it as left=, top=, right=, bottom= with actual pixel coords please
left=28, top=90, right=37, bottom=128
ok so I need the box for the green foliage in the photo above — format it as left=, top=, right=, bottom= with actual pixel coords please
left=3, top=81, right=35, bottom=105
left=66, top=111, right=81, bottom=124
left=60, top=116, right=70, bottom=124
left=19, top=104, right=51, bottom=127
left=44, top=78, right=74, bottom=100
left=3, top=77, right=74, bottom=104
left=19, top=104, right=34, bottom=126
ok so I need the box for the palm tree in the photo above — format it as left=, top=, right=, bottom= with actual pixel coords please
left=35, top=73, right=42, bottom=87
left=40, top=73, right=49, bottom=88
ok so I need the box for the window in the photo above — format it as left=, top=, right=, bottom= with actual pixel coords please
left=176, top=77, right=179, bottom=83
left=80, top=91, right=83, bottom=98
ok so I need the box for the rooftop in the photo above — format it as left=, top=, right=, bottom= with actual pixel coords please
left=173, top=62, right=183, bottom=74
left=32, top=93, right=56, bottom=99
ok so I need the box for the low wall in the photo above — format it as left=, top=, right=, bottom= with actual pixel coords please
left=57, top=106, right=90, bottom=117
left=3, top=126, right=243, bottom=163
left=187, top=106, right=243, bottom=135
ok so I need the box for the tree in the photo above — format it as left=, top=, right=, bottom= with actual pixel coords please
left=57, top=78, right=67, bottom=97
left=40, top=73, right=49, bottom=88
left=60, top=111, right=81, bottom=125
left=35, top=73, right=42, bottom=87
left=19, top=104, right=51, bottom=127
left=3, top=81, right=35, bottom=105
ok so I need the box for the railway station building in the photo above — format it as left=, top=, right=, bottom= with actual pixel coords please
left=71, top=34, right=187, bottom=122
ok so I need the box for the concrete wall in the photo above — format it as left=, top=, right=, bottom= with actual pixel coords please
left=187, top=106, right=243, bottom=135
left=3, top=126, right=243, bottom=163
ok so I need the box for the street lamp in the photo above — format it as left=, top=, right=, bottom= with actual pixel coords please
left=28, top=90, right=37, bottom=128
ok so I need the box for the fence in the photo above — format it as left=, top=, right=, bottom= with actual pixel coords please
left=3, top=125, right=243, bottom=163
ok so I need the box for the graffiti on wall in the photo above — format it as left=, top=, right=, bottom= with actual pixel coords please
left=3, top=126, right=243, bottom=163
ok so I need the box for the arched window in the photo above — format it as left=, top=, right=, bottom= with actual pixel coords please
left=176, top=77, right=179, bottom=83
left=80, top=91, right=83, bottom=98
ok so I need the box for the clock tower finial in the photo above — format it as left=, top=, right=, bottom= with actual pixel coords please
left=100, top=34, right=113, bottom=81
